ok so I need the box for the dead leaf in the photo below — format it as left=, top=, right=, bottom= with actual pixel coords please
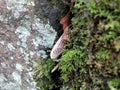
left=50, top=0, right=74, bottom=59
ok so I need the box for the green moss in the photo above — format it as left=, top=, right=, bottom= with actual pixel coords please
left=34, top=0, right=120, bottom=90
left=108, top=79, right=120, bottom=89
left=34, top=58, right=60, bottom=90
left=59, top=50, right=88, bottom=89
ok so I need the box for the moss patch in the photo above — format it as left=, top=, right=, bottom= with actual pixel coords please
left=34, top=0, right=120, bottom=90
left=108, top=78, right=120, bottom=89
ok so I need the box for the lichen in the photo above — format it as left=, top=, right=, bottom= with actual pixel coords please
left=7, top=43, right=15, bottom=51
left=0, top=41, right=5, bottom=45
left=32, top=17, right=57, bottom=48
left=0, top=0, right=57, bottom=90
left=12, top=71, right=22, bottom=85
left=15, top=26, right=30, bottom=40
left=16, top=63, right=23, bottom=72
left=1, top=63, right=6, bottom=68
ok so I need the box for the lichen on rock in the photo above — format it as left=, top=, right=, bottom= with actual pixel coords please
left=34, top=0, right=71, bottom=37
left=0, top=0, right=57, bottom=90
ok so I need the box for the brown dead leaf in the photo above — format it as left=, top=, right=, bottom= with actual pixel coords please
left=50, top=0, right=74, bottom=59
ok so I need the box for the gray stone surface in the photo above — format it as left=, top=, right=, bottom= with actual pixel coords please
left=34, top=0, right=70, bottom=37
left=0, top=0, right=57, bottom=90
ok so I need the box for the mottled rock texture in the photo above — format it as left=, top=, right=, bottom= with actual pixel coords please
left=0, top=0, right=57, bottom=90
left=34, top=0, right=71, bottom=37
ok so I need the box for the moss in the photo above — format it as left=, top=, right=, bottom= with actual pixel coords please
left=59, top=50, right=88, bottom=89
left=34, top=0, right=120, bottom=90
left=108, top=79, right=120, bottom=89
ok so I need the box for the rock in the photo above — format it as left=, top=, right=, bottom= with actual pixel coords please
left=0, top=0, right=57, bottom=90
left=34, top=0, right=71, bottom=37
